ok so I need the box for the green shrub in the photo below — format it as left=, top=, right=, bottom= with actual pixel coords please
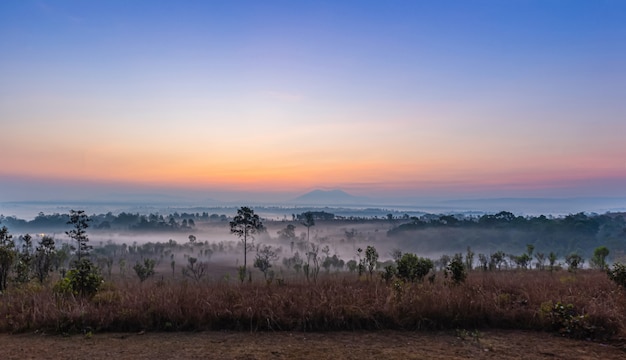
left=133, top=258, right=156, bottom=282
left=381, top=264, right=396, bottom=283
left=544, top=301, right=595, bottom=339
left=396, top=253, right=433, bottom=282
left=565, top=253, right=584, bottom=272
left=363, top=245, right=379, bottom=278
left=607, top=262, right=626, bottom=289
left=591, top=246, right=610, bottom=270
left=445, top=253, right=467, bottom=285
left=55, top=258, right=103, bottom=297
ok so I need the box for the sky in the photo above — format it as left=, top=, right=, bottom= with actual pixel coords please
left=1, top=0, right=625, bottom=205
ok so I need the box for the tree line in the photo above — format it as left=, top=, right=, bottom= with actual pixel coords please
left=387, top=211, right=626, bottom=259
left=0, top=211, right=229, bottom=232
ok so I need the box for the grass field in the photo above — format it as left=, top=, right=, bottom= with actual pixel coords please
left=1, top=269, right=624, bottom=341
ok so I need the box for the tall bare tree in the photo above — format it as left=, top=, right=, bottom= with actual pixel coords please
left=301, top=212, right=315, bottom=244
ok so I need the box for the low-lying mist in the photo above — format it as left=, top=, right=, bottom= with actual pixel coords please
left=85, top=220, right=401, bottom=266
left=4, top=208, right=625, bottom=278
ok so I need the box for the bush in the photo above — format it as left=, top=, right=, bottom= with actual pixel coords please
left=381, top=265, right=396, bottom=283
left=591, top=246, right=610, bottom=270
left=607, top=262, right=626, bottom=289
left=55, top=258, right=103, bottom=297
left=396, top=253, right=433, bottom=282
left=445, top=253, right=467, bottom=285
left=565, top=253, right=584, bottom=272
left=543, top=301, right=595, bottom=339
left=133, top=258, right=156, bottom=283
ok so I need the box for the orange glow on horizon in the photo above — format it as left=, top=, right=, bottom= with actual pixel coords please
left=5, top=156, right=623, bottom=196
left=3, top=119, right=625, bottom=196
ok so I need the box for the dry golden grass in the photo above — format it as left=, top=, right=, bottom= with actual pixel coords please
left=1, top=270, right=624, bottom=340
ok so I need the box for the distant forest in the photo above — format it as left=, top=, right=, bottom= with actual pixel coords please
left=0, top=210, right=339, bottom=232
left=1, top=210, right=625, bottom=262
left=387, top=211, right=626, bottom=261
left=0, top=211, right=227, bottom=232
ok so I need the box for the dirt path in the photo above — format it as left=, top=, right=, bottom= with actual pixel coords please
left=1, top=330, right=624, bottom=360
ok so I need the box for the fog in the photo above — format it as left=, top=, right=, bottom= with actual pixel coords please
left=3, top=203, right=625, bottom=279
left=84, top=220, right=401, bottom=266
left=3, top=193, right=626, bottom=223
left=20, top=219, right=565, bottom=276
left=6, top=218, right=409, bottom=279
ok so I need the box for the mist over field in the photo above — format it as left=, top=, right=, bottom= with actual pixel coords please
left=2, top=196, right=626, bottom=340
left=3, top=197, right=625, bottom=277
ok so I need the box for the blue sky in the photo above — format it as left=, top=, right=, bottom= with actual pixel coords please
left=1, top=1, right=625, bottom=204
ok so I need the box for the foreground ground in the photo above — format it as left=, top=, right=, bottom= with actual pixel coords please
left=1, top=330, right=624, bottom=360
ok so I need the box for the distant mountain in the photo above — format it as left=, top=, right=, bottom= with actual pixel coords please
left=290, top=189, right=370, bottom=205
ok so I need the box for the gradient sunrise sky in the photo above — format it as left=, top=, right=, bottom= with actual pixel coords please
left=1, top=1, right=625, bottom=203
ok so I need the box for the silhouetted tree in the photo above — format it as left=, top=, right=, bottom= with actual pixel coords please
left=364, top=245, right=379, bottom=279
left=565, top=253, right=584, bottom=272
left=591, top=246, right=610, bottom=270
left=182, top=256, right=207, bottom=281
left=15, top=234, right=33, bottom=283
left=301, top=212, right=315, bottom=244
left=133, top=258, right=156, bottom=282
left=66, top=210, right=91, bottom=260
left=534, top=252, right=546, bottom=270
left=277, top=224, right=297, bottom=242
left=548, top=251, right=558, bottom=271
left=34, top=235, right=56, bottom=283
left=64, top=210, right=102, bottom=296
left=0, top=226, right=16, bottom=292
left=254, top=245, right=279, bottom=280
left=230, top=207, right=264, bottom=282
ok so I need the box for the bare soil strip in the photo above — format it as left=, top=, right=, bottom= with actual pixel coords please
left=1, top=330, right=624, bottom=360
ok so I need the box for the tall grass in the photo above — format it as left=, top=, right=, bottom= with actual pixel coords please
left=1, top=270, right=624, bottom=338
